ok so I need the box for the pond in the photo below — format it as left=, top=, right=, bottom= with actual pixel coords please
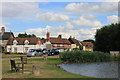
left=61, top=62, right=118, bottom=78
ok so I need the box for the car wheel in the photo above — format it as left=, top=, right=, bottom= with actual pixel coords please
left=34, top=54, right=37, bottom=56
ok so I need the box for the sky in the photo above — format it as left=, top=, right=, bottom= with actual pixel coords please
left=0, top=1, right=119, bottom=41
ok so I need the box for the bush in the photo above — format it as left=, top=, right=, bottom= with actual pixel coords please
left=17, top=52, right=25, bottom=54
left=61, top=51, right=112, bottom=63
left=4, top=52, right=11, bottom=54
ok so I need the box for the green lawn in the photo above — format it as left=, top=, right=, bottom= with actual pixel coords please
left=2, top=55, right=92, bottom=78
left=2, top=53, right=26, bottom=58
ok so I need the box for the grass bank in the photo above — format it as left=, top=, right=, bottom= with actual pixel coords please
left=60, top=51, right=112, bottom=63
left=2, top=55, right=91, bottom=78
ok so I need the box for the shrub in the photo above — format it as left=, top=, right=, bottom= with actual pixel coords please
left=4, top=52, right=11, bottom=54
left=61, top=51, right=112, bottom=63
left=17, top=52, right=25, bottom=54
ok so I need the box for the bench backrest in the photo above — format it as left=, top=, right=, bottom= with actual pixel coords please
left=20, top=56, right=27, bottom=64
left=10, top=60, right=16, bottom=68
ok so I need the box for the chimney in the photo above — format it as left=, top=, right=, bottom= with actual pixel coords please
left=58, top=35, right=62, bottom=38
left=46, top=32, right=50, bottom=40
left=1, top=26, right=5, bottom=35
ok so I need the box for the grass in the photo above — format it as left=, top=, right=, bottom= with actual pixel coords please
left=2, top=53, right=26, bottom=58
left=2, top=55, right=91, bottom=78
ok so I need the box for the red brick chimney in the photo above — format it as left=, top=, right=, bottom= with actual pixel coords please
left=46, top=32, right=50, bottom=40
left=58, top=34, right=62, bottom=38
left=1, top=26, right=5, bottom=35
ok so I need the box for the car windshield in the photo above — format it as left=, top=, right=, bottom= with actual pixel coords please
left=53, top=49, right=58, bottom=51
left=36, top=49, right=42, bottom=52
left=29, top=49, right=36, bottom=52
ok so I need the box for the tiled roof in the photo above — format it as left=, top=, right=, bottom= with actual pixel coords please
left=7, top=37, right=41, bottom=45
left=81, top=42, right=93, bottom=46
left=68, top=38, right=81, bottom=46
left=49, top=37, right=71, bottom=44
left=0, top=32, right=14, bottom=40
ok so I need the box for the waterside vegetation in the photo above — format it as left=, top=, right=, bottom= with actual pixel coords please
left=60, top=51, right=119, bottom=63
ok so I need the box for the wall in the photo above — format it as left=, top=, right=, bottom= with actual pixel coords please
left=7, top=44, right=42, bottom=53
left=1, top=40, right=8, bottom=47
left=110, top=51, right=120, bottom=56
left=71, top=44, right=76, bottom=49
left=83, top=46, right=93, bottom=51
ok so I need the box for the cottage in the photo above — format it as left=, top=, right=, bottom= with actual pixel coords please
left=68, top=36, right=82, bottom=49
left=6, top=37, right=43, bottom=53
left=0, top=26, right=14, bottom=51
left=81, top=42, right=94, bottom=51
left=44, top=32, right=71, bottom=52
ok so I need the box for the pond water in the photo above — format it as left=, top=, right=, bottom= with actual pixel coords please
left=61, top=62, right=118, bottom=78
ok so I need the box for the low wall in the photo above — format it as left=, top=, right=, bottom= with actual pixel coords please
left=110, top=51, right=120, bottom=56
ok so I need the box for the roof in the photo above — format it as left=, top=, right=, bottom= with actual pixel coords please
left=48, top=37, right=71, bottom=44
left=0, top=32, right=14, bottom=40
left=7, top=37, right=41, bottom=45
left=81, top=42, right=93, bottom=46
left=68, top=38, right=81, bottom=46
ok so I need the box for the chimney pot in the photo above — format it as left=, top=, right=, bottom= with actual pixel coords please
left=58, top=35, right=62, bottom=38
left=1, top=26, right=5, bottom=35
left=46, top=32, right=50, bottom=40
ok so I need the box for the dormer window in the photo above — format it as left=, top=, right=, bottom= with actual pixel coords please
left=24, top=40, right=29, bottom=45
left=13, top=40, right=18, bottom=45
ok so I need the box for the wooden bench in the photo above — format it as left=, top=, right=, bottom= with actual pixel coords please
left=20, top=56, right=27, bottom=64
left=10, top=59, right=24, bottom=72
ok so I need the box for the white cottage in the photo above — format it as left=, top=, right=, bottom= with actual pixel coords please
left=6, top=37, right=43, bottom=53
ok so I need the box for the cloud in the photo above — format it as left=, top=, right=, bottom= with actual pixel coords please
left=104, top=0, right=119, bottom=2
left=66, top=22, right=74, bottom=29
left=107, top=15, right=118, bottom=24
left=36, top=12, right=69, bottom=22
left=0, top=2, right=39, bottom=19
left=25, top=24, right=97, bottom=40
left=65, top=2, right=118, bottom=14
left=72, top=15, right=103, bottom=27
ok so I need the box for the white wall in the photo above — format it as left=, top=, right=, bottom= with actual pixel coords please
left=71, top=44, right=76, bottom=49
left=7, top=44, right=42, bottom=53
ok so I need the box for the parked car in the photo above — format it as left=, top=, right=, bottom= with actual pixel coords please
left=42, top=49, right=49, bottom=54
left=47, top=50, right=54, bottom=56
left=47, top=49, right=59, bottom=56
left=27, top=49, right=43, bottom=57
left=52, top=49, right=59, bottom=55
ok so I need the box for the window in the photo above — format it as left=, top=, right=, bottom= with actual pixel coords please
left=14, top=47, right=17, bottom=52
left=54, top=44, right=57, bottom=47
left=36, top=49, right=42, bottom=52
left=8, top=48, right=11, bottom=52
left=86, top=45, right=88, bottom=47
left=29, top=49, right=36, bottom=52
left=13, top=40, right=18, bottom=45
left=68, top=45, right=71, bottom=47
left=60, top=44, right=63, bottom=47
left=90, top=45, right=92, bottom=47
left=64, top=44, right=66, bottom=46
left=25, top=47, right=29, bottom=52
left=24, top=40, right=29, bottom=45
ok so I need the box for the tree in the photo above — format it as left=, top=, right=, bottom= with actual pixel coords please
left=83, top=39, right=95, bottom=43
left=17, top=32, right=36, bottom=38
left=41, top=38, right=45, bottom=40
left=94, top=23, right=120, bottom=52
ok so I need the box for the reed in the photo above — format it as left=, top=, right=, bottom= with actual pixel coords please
left=60, top=51, right=112, bottom=63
